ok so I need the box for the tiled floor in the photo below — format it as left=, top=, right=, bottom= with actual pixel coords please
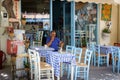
left=0, top=65, right=120, bottom=80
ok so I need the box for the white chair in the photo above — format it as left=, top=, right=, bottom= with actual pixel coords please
left=33, top=40, right=46, bottom=62
left=67, top=47, right=82, bottom=79
left=74, top=47, right=83, bottom=63
left=28, top=49, right=54, bottom=80
left=74, top=49, right=92, bottom=80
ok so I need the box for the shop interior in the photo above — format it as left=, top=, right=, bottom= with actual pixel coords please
left=21, top=0, right=98, bottom=48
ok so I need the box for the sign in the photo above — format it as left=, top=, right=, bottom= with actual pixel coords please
left=101, top=4, right=112, bottom=21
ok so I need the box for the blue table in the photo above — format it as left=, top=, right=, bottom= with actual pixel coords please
left=100, top=45, right=112, bottom=67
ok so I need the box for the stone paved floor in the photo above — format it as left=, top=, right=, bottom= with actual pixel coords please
left=0, top=65, right=120, bottom=80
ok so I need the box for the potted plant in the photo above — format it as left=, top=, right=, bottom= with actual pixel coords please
left=102, top=27, right=111, bottom=37
left=102, top=21, right=111, bottom=35
left=102, top=28, right=111, bottom=33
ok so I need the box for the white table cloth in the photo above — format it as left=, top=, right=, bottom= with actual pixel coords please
left=30, top=46, right=54, bottom=57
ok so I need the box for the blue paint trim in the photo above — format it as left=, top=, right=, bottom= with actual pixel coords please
left=50, top=0, right=53, bottom=31
left=71, top=1, right=75, bottom=46
left=96, top=4, right=100, bottom=44
left=63, top=3, right=65, bottom=31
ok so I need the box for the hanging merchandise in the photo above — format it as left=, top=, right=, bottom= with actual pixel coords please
left=7, top=40, right=17, bottom=55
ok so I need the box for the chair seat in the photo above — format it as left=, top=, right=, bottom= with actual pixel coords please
left=96, top=53, right=107, bottom=57
left=76, top=62, right=88, bottom=67
left=40, top=62, right=52, bottom=70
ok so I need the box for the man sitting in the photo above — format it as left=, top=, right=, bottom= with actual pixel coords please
left=46, top=31, right=64, bottom=51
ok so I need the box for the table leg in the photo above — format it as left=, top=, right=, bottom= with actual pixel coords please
left=57, top=76, right=60, bottom=80
left=107, top=53, right=109, bottom=67
left=71, top=65, right=74, bottom=80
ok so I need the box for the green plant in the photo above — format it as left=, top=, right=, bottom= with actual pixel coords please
left=24, top=61, right=30, bottom=68
left=102, top=28, right=111, bottom=33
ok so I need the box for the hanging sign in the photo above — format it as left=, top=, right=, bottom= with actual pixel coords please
left=101, top=4, right=112, bottom=21
left=13, top=0, right=19, bottom=19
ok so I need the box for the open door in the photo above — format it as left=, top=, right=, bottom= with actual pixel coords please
left=63, top=2, right=72, bottom=46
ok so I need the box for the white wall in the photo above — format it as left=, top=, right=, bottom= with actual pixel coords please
left=118, top=5, right=120, bottom=42
left=110, top=4, right=118, bottom=44
left=99, top=4, right=118, bottom=45
left=0, top=0, right=10, bottom=65
left=0, top=0, right=21, bottom=65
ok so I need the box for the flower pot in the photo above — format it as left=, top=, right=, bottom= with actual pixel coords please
left=102, top=33, right=110, bottom=45
left=102, top=33, right=110, bottom=38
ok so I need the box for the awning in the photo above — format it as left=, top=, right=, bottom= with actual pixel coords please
left=67, top=0, right=120, bottom=4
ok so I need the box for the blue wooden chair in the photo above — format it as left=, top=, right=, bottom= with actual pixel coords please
left=75, top=30, right=81, bottom=47
left=95, top=45, right=109, bottom=67
left=61, top=45, right=75, bottom=77
left=111, top=46, right=120, bottom=73
left=87, top=42, right=96, bottom=66
left=67, top=47, right=82, bottom=79
left=66, top=45, right=75, bottom=54
left=74, top=49, right=92, bottom=80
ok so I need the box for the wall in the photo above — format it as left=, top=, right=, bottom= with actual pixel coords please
left=118, top=5, right=120, bottom=42
left=0, top=0, right=9, bottom=65
left=99, top=4, right=118, bottom=45
left=110, top=4, right=118, bottom=44
left=0, top=0, right=21, bottom=65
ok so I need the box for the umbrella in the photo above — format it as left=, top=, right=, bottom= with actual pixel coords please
left=67, top=0, right=120, bottom=4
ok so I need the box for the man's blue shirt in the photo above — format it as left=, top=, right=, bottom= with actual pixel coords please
left=46, top=37, right=60, bottom=51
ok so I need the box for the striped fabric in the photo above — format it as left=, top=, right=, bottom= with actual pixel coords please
left=46, top=51, right=76, bottom=77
